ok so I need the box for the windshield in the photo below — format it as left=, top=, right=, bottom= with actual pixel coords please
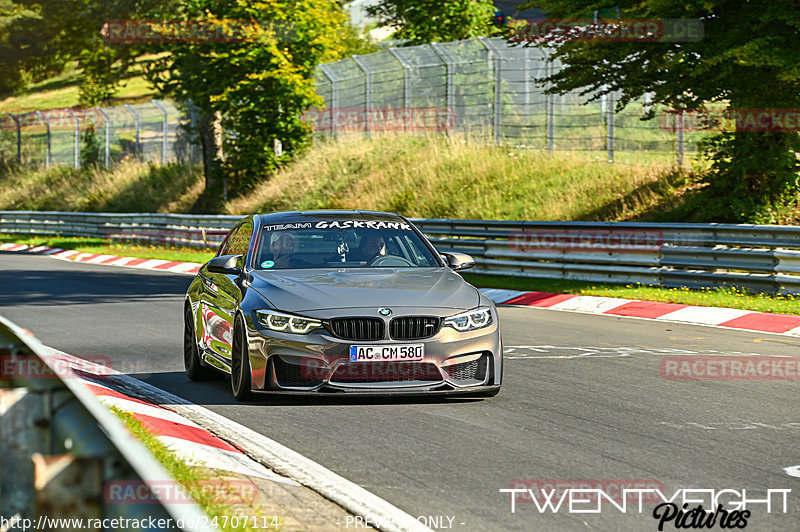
left=254, top=219, right=441, bottom=270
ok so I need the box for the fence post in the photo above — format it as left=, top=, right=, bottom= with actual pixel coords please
left=66, top=109, right=80, bottom=169
left=546, top=61, right=555, bottom=154
left=606, top=91, right=615, bottom=163
left=319, top=65, right=338, bottom=138
left=676, top=110, right=685, bottom=168
left=36, top=111, right=51, bottom=168
left=431, top=43, right=455, bottom=125
left=124, top=104, right=141, bottom=159
left=152, top=99, right=169, bottom=164
left=388, top=48, right=413, bottom=132
left=352, top=56, right=372, bottom=138
left=96, top=108, right=111, bottom=168
left=523, top=48, right=531, bottom=120
left=6, top=113, right=21, bottom=164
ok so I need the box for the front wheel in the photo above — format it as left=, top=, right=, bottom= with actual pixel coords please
left=184, top=306, right=219, bottom=381
left=231, top=316, right=256, bottom=401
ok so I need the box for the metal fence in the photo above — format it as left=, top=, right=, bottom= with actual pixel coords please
left=1, top=37, right=713, bottom=172
left=313, top=37, right=707, bottom=166
left=2, top=211, right=800, bottom=295
left=0, top=100, right=196, bottom=170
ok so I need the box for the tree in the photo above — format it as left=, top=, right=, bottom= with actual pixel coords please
left=0, top=0, right=68, bottom=96
left=0, top=0, right=174, bottom=104
left=519, top=0, right=800, bottom=223
left=145, top=0, right=366, bottom=207
left=367, top=0, right=499, bottom=45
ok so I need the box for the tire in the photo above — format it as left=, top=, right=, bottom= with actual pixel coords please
left=231, top=315, right=256, bottom=401
left=184, top=305, right=219, bottom=381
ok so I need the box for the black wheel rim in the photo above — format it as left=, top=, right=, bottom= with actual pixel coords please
left=184, top=309, right=195, bottom=369
left=231, top=326, right=242, bottom=393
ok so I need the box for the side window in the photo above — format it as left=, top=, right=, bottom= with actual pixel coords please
left=228, top=220, right=254, bottom=266
left=217, top=226, right=240, bottom=257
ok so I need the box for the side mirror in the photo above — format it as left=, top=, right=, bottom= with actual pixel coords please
left=207, top=254, right=243, bottom=275
left=442, top=252, right=475, bottom=271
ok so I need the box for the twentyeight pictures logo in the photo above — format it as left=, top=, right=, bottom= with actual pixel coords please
left=501, top=482, right=791, bottom=529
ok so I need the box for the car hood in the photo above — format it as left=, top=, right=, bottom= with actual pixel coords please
left=250, top=268, right=479, bottom=312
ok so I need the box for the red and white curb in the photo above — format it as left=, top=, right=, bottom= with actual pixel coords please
left=0, top=243, right=202, bottom=275
left=53, top=350, right=296, bottom=485
left=49, top=349, right=432, bottom=532
left=8, top=242, right=797, bottom=337
left=481, top=288, right=800, bottom=337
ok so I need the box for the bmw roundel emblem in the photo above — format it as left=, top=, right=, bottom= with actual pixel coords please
left=378, top=308, right=392, bottom=316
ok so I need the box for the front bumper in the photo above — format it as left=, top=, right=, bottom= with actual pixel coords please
left=243, top=308, right=502, bottom=395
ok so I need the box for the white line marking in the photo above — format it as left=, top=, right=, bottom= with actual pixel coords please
left=783, top=465, right=800, bottom=478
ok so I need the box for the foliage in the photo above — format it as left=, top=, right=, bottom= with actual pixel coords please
left=79, top=122, right=102, bottom=168
left=520, top=0, right=800, bottom=222
left=0, top=0, right=65, bottom=96
left=145, top=0, right=369, bottom=196
left=367, top=0, right=500, bottom=45
left=0, top=1, right=173, bottom=103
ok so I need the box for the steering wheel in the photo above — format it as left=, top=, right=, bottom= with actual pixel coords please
left=368, top=255, right=414, bottom=267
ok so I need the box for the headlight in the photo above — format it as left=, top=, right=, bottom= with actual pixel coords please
left=256, top=309, right=322, bottom=334
left=443, top=307, right=493, bottom=332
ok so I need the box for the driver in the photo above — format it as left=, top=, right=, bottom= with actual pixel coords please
left=270, top=233, right=297, bottom=268
left=351, top=234, right=386, bottom=263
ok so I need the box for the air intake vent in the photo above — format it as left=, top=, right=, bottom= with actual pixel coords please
left=390, top=317, right=440, bottom=340
left=445, top=354, right=488, bottom=383
left=273, top=357, right=323, bottom=388
left=329, top=318, right=384, bottom=341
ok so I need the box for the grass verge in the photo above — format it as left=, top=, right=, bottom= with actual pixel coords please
left=111, top=407, right=280, bottom=532
left=464, top=273, right=800, bottom=316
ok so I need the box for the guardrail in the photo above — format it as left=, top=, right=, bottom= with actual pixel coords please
left=0, top=315, right=213, bottom=530
left=2, top=211, right=800, bottom=294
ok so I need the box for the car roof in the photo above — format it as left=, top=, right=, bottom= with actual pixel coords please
left=255, top=210, right=405, bottom=225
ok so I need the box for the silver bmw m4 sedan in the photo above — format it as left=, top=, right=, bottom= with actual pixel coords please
left=184, top=210, right=502, bottom=400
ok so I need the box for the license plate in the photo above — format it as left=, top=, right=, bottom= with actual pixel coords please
left=349, top=344, right=424, bottom=362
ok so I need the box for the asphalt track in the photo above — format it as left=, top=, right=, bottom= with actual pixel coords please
left=1, top=251, right=799, bottom=531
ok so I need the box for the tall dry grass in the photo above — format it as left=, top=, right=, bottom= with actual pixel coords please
left=0, top=160, right=203, bottom=212
left=224, top=133, right=688, bottom=221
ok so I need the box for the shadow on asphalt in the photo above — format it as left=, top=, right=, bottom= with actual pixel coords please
left=0, top=263, right=192, bottom=307
left=131, top=371, right=485, bottom=407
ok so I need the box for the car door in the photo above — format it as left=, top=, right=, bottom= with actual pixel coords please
left=200, top=219, right=253, bottom=365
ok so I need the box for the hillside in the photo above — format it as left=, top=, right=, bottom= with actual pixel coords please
left=0, top=134, right=696, bottom=222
